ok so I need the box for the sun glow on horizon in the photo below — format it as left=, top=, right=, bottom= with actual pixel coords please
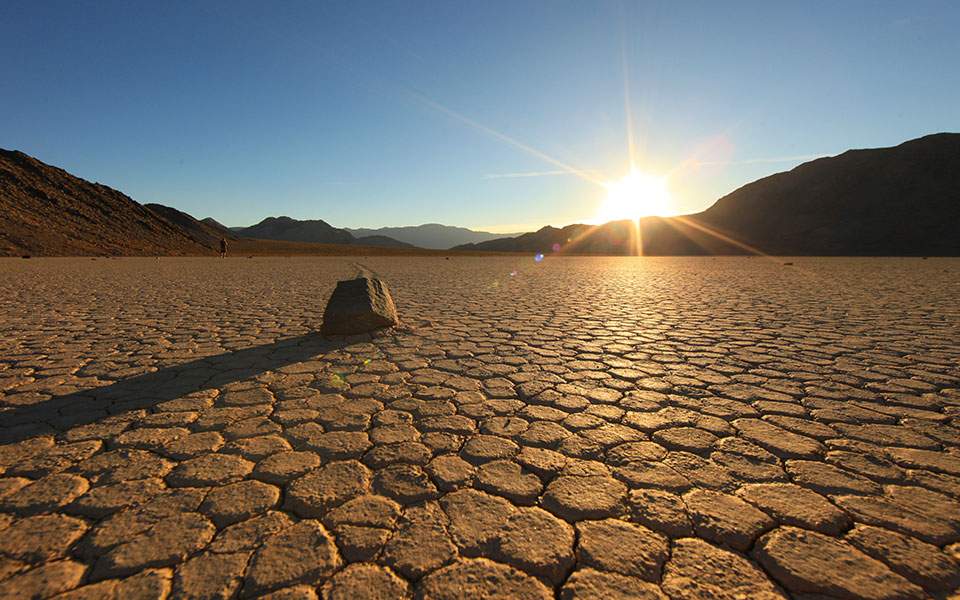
left=594, top=170, right=672, bottom=223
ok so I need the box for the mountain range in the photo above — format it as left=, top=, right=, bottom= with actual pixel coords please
left=232, top=216, right=415, bottom=248
left=345, top=224, right=522, bottom=249
left=228, top=219, right=519, bottom=249
left=2, top=133, right=958, bottom=256
left=0, top=150, right=432, bottom=256
left=454, top=133, right=960, bottom=256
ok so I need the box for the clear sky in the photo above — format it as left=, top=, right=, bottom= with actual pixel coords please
left=2, top=1, right=958, bottom=231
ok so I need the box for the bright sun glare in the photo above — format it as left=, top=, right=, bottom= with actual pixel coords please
left=595, top=170, right=672, bottom=223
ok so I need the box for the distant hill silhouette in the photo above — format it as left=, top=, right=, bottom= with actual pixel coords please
left=235, top=216, right=354, bottom=244
left=455, top=133, right=960, bottom=255
left=346, top=223, right=521, bottom=249
left=235, top=216, right=413, bottom=248
left=0, top=149, right=209, bottom=256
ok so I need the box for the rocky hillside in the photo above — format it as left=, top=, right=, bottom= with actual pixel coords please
left=0, top=149, right=208, bottom=256
left=694, top=132, right=960, bottom=255
left=456, top=133, right=960, bottom=256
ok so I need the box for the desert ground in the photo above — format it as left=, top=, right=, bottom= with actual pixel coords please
left=0, top=256, right=958, bottom=599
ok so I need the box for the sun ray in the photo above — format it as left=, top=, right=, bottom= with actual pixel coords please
left=662, top=133, right=740, bottom=180
left=406, top=91, right=605, bottom=187
left=668, top=217, right=859, bottom=294
left=621, top=28, right=638, bottom=173
left=548, top=217, right=644, bottom=257
left=553, top=224, right=597, bottom=254
left=632, top=218, right=643, bottom=256
left=670, top=215, right=769, bottom=257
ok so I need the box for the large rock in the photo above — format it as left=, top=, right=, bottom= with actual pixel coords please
left=321, top=277, right=399, bottom=336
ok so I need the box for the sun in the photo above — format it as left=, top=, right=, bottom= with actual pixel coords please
left=595, top=170, right=672, bottom=223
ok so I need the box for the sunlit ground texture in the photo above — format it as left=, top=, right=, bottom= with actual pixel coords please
left=0, top=256, right=958, bottom=598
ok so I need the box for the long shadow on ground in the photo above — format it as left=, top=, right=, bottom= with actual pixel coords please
left=0, top=333, right=355, bottom=444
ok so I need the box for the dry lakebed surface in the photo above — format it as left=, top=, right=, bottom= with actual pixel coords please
left=0, top=256, right=958, bottom=599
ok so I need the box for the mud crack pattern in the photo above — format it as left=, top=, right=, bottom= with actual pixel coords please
left=0, top=256, right=958, bottom=599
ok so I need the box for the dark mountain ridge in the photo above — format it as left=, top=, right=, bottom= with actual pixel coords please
left=695, top=132, right=960, bottom=255
left=455, top=133, right=960, bottom=256
left=235, top=216, right=354, bottom=245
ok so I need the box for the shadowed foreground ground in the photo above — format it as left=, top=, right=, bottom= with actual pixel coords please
left=0, top=256, right=958, bottom=599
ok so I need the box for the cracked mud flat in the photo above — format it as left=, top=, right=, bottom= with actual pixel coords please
left=1, top=256, right=959, bottom=599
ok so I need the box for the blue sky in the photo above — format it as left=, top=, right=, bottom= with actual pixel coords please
left=2, top=1, right=958, bottom=231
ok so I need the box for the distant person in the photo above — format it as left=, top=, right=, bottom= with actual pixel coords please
left=219, top=238, right=227, bottom=258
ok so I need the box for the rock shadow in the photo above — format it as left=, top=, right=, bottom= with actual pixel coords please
left=0, top=333, right=355, bottom=444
